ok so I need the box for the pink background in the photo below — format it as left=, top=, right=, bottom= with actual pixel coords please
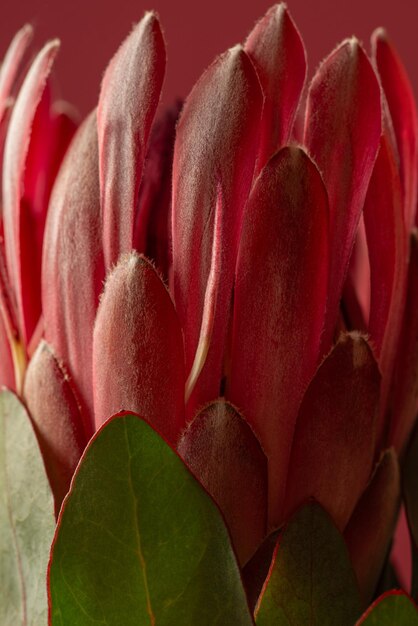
left=2, top=0, right=418, bottom=115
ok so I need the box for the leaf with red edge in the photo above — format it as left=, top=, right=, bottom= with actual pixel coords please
left=0, top=24, right=33, bottom=122
left=390, top=230, right=418, bottom=452
left=345, top=449, right=400, bottom=604
left=356, top=591, right=418, bottom=624
left=178, top=399, right=267, bottom=565
left=98, top=12, right=166, bottom=269
left=304, top=38, right=381, bottom=348
left=0, top=390, right=55, bottom=625
left=172, top=44, right=262, bottom=417
left=48, top=413, right=253, bottom=626
left=228, top=146, right=329, bottom=526
left=244, top=3, right=306, bottom=174
left=23, top=340, right=87, bottom=516
left=373, top=30, right=418, bottom=230
left=92, top=252, right=185, bottom=445
left=242, top=529, right=280, bottom=612
left=2, top=40, right=59, bottom=347
left=42, top=111, right=104, bottom=437
left=255, top=502, right=362, bottom=626
left=283, top=332, right=380, bottom=530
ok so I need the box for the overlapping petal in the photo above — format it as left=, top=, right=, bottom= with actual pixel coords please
left=345, top=449, right=400, bottom=604
left=373, top=30, right=418, bottom=230
left=93, top=252, right=185, bottom=445
left=23, top=340, right=87, bottom=515
left=98, top=12, right=166, bottom=269
left=172, top=44, right=263, bottom=415
left=283, top=333, right=381, bottom=529
left=178, top=400, right=267, bottom=565
left=2, top=40, right=59, bottom=346
left=363, top=135, right=407, bottom=444
left=42, top=111, right=103, bottom=436
left=134, top=102, right=181, bottom=279
left=244, top=3, right=306, bottom=173
left=305, top=38, right=381, bottom=348
left=390, top=230, right=418, bottom=451
left=228, top=146, right=329, bottom=525
left=0, top=24, right=33, bottom=123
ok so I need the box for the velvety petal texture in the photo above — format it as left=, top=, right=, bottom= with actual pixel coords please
left=2, top=40, right=59, bottom=346
left=178, top=400, right=267, bottom=565
left=244, top=3, right=306, bottom=173
left=23, top=340, right=87, bottom=515
left=42, top=112, right=103, bottom=436
left=0, top=8, right=417, bottom=619
left=98, top=12, right=166, bottom=269
left=228, top=146, right=329, bottom=525
left=304, top=38, right=381, bottom=347
left=283, top=333, right=381, bottom=530
left=93, top=252, right=185, bottom=445
left=172, top=44, right=263, bottom=415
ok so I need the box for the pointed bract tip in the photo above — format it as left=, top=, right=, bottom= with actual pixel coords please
left=18, top=23, right=34, bottom=40
left=37, top=38, right=60, bottom=63
left=138, top=10, right=163, bottom=34
left=332, top=36, right=362, bottom=56
left=51, top=99, right=80, bottom=122
left=347, top=36, right=362, bottom=54
left=143, top=9, right=159, bottom=22
left=46, top=38, right=61, bottom=51
left=229, top=43, right=245, bottom=55
left=271, top=3, right=287, bottom=16
left=107, top=251, right=166, bottom=289
left=373, top=27, right=389, bottom=43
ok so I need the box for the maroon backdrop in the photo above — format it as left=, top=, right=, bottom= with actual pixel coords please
left=2, top=0, right=418, bottom=115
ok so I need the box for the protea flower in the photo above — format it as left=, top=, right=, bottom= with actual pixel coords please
left=1, top=4, right=418, bottom=625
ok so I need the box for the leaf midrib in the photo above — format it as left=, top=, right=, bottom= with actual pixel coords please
left=123, top=419, right=155, bottom=626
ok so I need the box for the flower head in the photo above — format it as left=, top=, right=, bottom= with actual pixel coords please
left=1, top=3, right=418, bottom=613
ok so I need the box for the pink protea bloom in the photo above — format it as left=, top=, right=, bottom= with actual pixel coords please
left=1, top=3, right=418, bottom=606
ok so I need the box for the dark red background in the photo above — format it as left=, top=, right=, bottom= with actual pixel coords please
left=2, top=0, right=418, bottom=115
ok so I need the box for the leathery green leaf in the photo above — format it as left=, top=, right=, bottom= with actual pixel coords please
left=0, top=389, right=55, bottom=625
left=356, top=591, right=418, bottom=624
left=255, top=501, right=361, bottom=626
left=48, top=412, right=253, bottom=626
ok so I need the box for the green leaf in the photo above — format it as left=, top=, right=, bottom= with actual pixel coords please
left=48, top=413, right=253, bottom=626
left=356, top=591, right=418, bottom=624
left=255, top=501, right=362, bottom=626
left=0, top=389, right=55, bottom=625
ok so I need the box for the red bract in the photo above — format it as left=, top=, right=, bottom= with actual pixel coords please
left=1, top=2, right=418, bottom=604
left=0, top=32, right=76, bottom=394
